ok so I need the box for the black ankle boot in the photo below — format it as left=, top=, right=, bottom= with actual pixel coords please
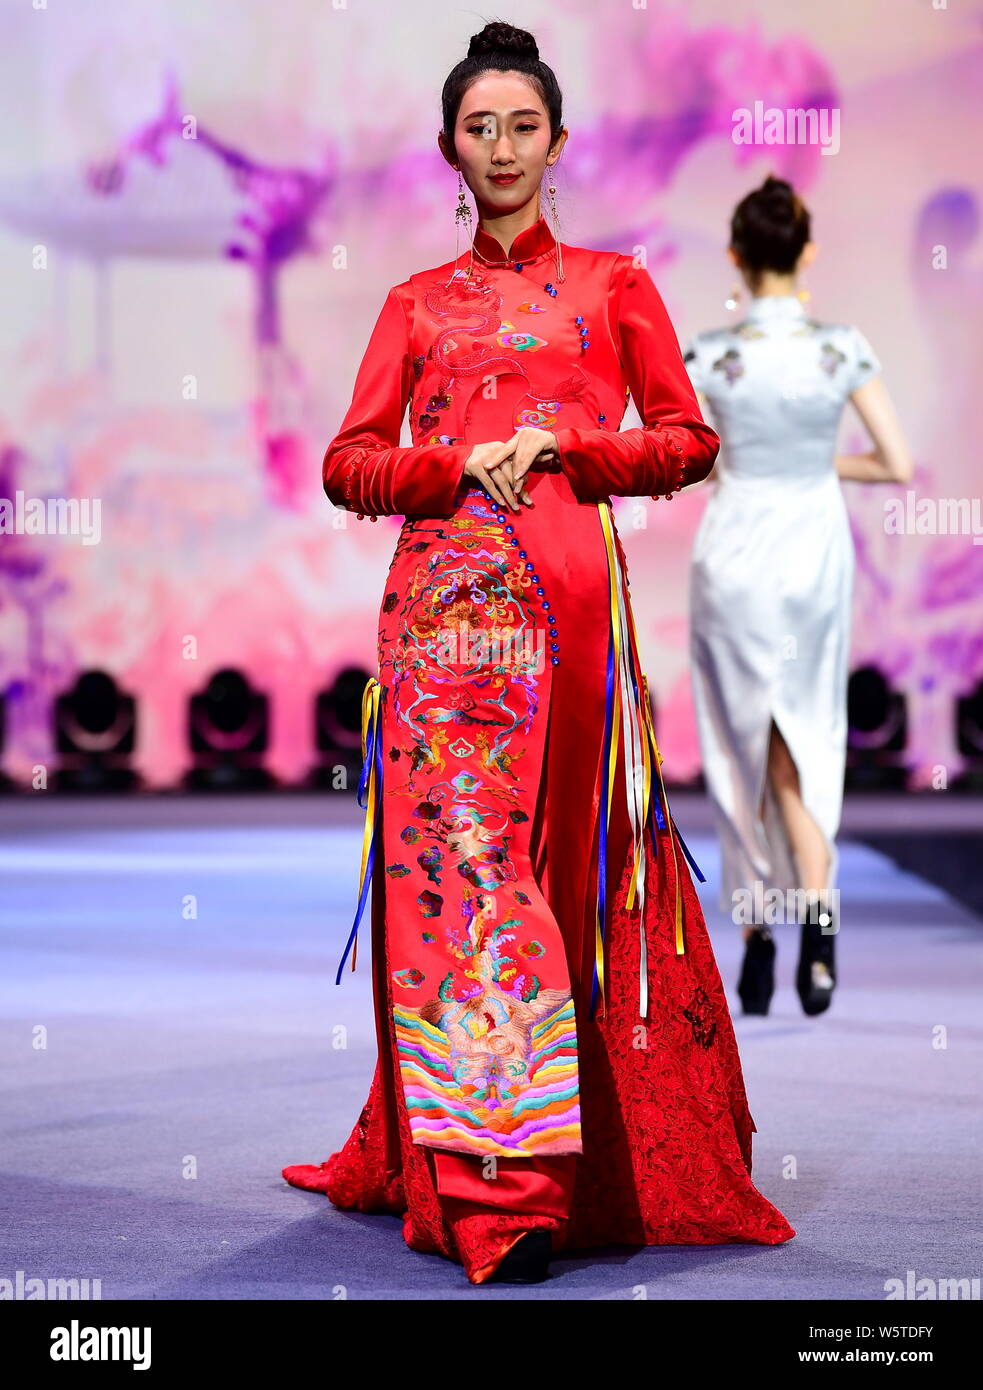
left=796, top=900, right=837, bottom=1016
left=737, top=926, right=776, bottom=1015
left=489, top=1229, right=552, bottom=1284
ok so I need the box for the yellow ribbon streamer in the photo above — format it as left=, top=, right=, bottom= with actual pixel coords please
left=349, top=675, right=382, bottom=973
left=593, top=503, right=625, bottom=1018
left=591, top=503, right=690, bottom=1019
left=614, top=527, right=687, bottom=963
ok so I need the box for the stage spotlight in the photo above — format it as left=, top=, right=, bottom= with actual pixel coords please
left=954, top=678, right=983, bottom=790
left=53, top=670, right=138, bottom=792
left=311, top=666, right=373, bottom=791
left=0, top=685, right=11, bottom=793
left=846, top=664, right=908, bottom=790
left=185, top=667, right=272, bottom=791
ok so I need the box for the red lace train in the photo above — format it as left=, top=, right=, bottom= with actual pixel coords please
left=282, top=820, right=796, bottom=1282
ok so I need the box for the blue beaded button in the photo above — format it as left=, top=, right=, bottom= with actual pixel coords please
left=489, top=503, right=559, bottom=661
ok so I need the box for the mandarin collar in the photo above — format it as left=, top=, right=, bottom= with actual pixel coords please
left=471, top=213, right=557, bottom=267
left=743, top=294, right=808, bottom=323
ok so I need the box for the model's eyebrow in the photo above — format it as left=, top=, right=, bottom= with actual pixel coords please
left=461, top=109, right=543, bottom=121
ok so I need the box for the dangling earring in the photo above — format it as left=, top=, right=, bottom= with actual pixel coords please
left=796, top=282, right=811, bottom=306
left=545, top=172, right=565, bottom=283
left=725, top=282, right=742, bottom=312
left=446, top=168, right=474, bottom=286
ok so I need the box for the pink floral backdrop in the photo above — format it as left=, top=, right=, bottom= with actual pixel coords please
left=1, top=0, right=980, bottom=787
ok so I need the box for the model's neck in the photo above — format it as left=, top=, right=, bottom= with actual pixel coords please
left=747, top=272, right=799, bottom=299
left=473, top=197, right=542, bottom=258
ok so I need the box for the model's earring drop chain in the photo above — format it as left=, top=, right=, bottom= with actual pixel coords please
left=446, top=169, right=476, bottom=288
left=545, top=179, right=564, bottom=284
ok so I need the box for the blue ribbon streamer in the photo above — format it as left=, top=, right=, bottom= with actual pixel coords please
left=590, top=604, right=617, bottom=1022
left=669, top=814, right=706, bottom=883
left=335, top=692, right=383, bottom=985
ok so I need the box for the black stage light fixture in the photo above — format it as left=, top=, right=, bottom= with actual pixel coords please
left=0, top=684, right=11, bottom=792
left=846, top=664, right=908, bottom=791
left=53, top=669, right=138, bottom=792
left=954, top=678, right=983, bottom=791
left=311, top=665, right=373, bottom=791
left=185, top=667, right=272, bottom=791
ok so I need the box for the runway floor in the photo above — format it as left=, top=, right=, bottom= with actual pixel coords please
left=1, top=792, right=980, bottom=1300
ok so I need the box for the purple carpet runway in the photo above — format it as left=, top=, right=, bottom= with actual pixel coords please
left=1, top=793, right=980, bottom=1300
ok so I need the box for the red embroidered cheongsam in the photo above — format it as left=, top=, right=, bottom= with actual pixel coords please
left=283, top=215, right=795, bottom=1281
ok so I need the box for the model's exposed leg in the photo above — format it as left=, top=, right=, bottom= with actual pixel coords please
left=759, top=718, right=837, bottom=1009
left=736, top=718, right=832, bottom=1014
left=753, top=717, right=831, bottom=923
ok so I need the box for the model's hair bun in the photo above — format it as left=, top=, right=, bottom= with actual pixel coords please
left=730, top=174, right=811, bottom=279
left=753, top=175, right=801, bottom=224
left=759, top=174, right=794, bottom=200
left=467, top=21, right=539, bottom=63
left=442, top=20, right=561, bottom=145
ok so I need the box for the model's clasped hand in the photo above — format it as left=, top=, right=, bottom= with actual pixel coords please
left=463, top=426, right=558, bottom=511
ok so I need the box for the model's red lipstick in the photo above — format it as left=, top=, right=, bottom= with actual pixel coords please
left=489, top=174, right=520, bottom=185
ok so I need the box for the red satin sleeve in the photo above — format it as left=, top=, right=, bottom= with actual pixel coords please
left=322, top=286, right=472, bottom=519
left=552, top=256, right=720, bottom=501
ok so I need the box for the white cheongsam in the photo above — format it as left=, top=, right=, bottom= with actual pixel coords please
left=682, top=294, right=881, bottom=911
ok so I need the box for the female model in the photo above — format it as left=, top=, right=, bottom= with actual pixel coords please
left=683, top=176, right=912, bottom=1018
left=283, top=23, right=795, bottom=1284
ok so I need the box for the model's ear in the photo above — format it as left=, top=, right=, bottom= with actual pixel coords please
left=798, top=240, right=818, bottom=272
left=548, top=127, right=569, bottom=161
left=436, top=131, right=457, bottom=169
